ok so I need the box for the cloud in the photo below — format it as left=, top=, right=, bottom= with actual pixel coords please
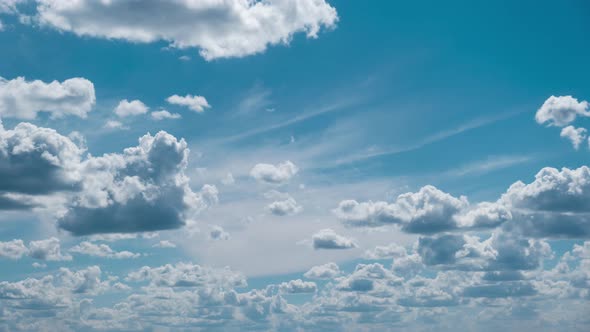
left=32, top=0, right=338, bottom=60
left=250, top=160, right=298, bottom=184
left=58, top=131, right=217, bottom=235
left=114, top=99, right=148, bottom=117
left=209, top=225, right=230, bottom=240
left=0, top=121, right=83, bottom=198
left=501, top=166, right=590, bottom=238
left=151, top=109, right=181, bottom=121
left=126, top=262, right=246, bottom=289
left=152, top=240, right=176, bottom=248
left=69, top=241, right=140, bottom=259
left=0, top=76, right=95, bottom=119
left=103, top=119, right=127, bottom=130
left=266, top=195, right=302, bottom=216
left=364, top=242, right=407, bottom=259
left=335, top=186, right=509, bottom=234
left=535, top=95, right=590, bottom=127
left=28, top=237, right=72, bottom=261
left=311, top=229, right=357, bottom=250
left=279, top=279, right=317, bottom=294
left=560, top=126, right=587, bottom=149
left=0, top=239, right=28, bottom=259
left=166, top=94, right=210, bottom=112
left=416, top=232, right=551, bottom=271
left=304, top=262, right=341, bottom=279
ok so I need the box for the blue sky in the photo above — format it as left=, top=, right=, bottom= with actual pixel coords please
left=0, top=0, right=589, bottom=331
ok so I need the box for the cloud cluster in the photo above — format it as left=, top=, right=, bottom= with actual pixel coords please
left=334, top=185, right=509, bottom=233
left=336, top=165, right=590, bottom=239
left=28, top=0, right=338, bottom=60
left=69, top=241, right=140, bottom=259
left=0, top=237, right=71, bottom=261
left=535, top=95, right=590, bottom=150
left=0, top=120, right=216, bottom=235
left=0, top=76, right=95, bottom=119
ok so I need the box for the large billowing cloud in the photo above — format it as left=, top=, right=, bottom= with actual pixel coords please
left=0, top=76, right=95, bottom=119
left=336, top=166, right=590, bottom=239
left=501, top=166, right=590, bottom=238
left=0, top=120, right=83, bottom=197
left=0, top=120, right=216, bottom=235
left=58, top=131, right=218, bottom=235
left=31, top=0, right=338, bottom=60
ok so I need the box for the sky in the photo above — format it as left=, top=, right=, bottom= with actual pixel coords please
left=0, top=0, right=589, bottom=331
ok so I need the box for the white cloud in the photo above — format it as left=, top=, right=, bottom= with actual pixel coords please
left=0, top=76, right=95, bottom=119
left=103, top=119, right=127, bottom=130
left=152, top=240, right=176, bottom=248
left=166, top=94, right=210, bottom=112
left=364, top=242, right=407, bottom=259
left=0, top=239, right=28, bottom=259
left=560, top=125, right=587, bottom=149
left=69, top=241, right=140, bottom=259
left=114, top=99, right=149, bottom=117
left=59, top=131, right=218, bottom=235
left=279, top=279, right=317, bottom=294
left=535, top=95, right=590, bottom=127
left=311, top=229, right=357, bottom=250
left=250, top=160, right=298, bottom=184
left=126, top=262, right=246, bottom=289
left=151, top=109, right=181, bottom=120
left=267, top=195, right=302, bottom=216
left=304, top=262, right=341, bottom=279
left=28, top=237, right=72, bottom=261
left=32, top=0, right=338, bottom=60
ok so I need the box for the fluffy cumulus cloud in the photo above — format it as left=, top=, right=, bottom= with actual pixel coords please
left=150, top=109, right=181, bottom=120
left=58, top=131, right=218, bottom=235
left=560, top=126, right=587, bottom=149
left=69, top=241, right=140, bottom=259
left=0, top=119, right=216, bottom=235
left=166, top=94, right=210, bottom=112
left=304, top=262, right=341, bottom=279
left=0, top=76, right=95, bottom=119
left=535, top=95, right=590, bottom=127
left=0, top=121, right=83, bottom=202
left=0, top=239, right=28, bottom=259
left=279, top=279, right=317, bottom=294
left=501, top=166, right=590, bottom=238
left=312, top=228, right=357, bottom=250
left=126, top=262, right=246, bottom=289
left=334, top=185, right=510, bottom=233
left=28, top=237, right=72, bottom=261
left=114, top=99, right=149, bottom=117
left=266, top=195, right=302, bottom=216
left=250, top=160, right=298, bottom=184
left=30, top=0, right=338, bottom=60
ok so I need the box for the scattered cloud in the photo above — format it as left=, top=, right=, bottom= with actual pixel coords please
left=535, top=95, right=589, bottom=127
left=166, top=94, right=210, bottom=112
left=151, top=109, right=181, bottom=120
left=0, top=76, right=95, bottom=119
left=560, top=125, right=587, bottom=149
left=312, top=228, right=357, bottom=250
left=69, top=241, right=140, bottom=259
left=114, top=99, right=149, bottom=117
left=250, top=160, right=298, bottom=184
